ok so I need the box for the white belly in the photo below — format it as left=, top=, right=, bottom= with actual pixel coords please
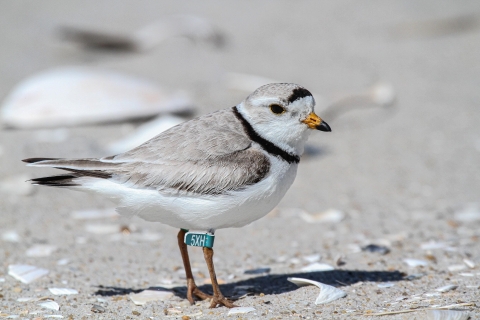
left=87, top=158, right=297, bottom=230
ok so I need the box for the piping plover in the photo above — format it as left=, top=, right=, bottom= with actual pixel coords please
left=23, top=83, right=331, bottom=308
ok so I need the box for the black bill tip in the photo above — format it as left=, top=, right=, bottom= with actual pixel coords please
left=316, top=120, right=331, bottom=132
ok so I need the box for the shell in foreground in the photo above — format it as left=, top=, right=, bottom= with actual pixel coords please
left=0, top=67, right=193, bottom=129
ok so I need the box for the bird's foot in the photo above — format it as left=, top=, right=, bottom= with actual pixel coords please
left=209, top=294, right=237, bottom=308
left=186, top=279, right=212, bottom=304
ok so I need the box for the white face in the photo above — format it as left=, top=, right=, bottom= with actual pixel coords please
left=237, top=93, right=316, bottom=155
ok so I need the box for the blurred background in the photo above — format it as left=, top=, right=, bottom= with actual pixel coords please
left=0, top=1, right=479, bottom=318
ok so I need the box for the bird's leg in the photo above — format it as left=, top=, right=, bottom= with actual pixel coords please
left=202, top=247, right=237, bottom=308
left=177, top=229, right=212, bottom=304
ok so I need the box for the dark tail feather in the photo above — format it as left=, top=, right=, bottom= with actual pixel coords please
left=30, top=174, right=81, bottom=187
left=22, top=157, right=60, bottom=164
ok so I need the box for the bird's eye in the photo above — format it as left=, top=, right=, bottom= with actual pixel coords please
left=269, top=104, right=285, bottom=114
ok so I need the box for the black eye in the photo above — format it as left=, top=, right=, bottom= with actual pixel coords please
left=269, top=104, right=285, bottom=114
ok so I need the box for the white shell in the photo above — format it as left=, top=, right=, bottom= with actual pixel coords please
left=227, top=307, right=256, bottom=315
left=1, top=230, right=21, bottom=243
left=129, top=290, right=173, bottom=305
left=426, top=310, right=470, bottom=320
left=85, top=224, right=119, bottom=234
left=403, top=258, right=429, bottom=267
left=25, top=244, right=57, bottom=257
left=107, top=115, right=185, bottom=154
left=0, top=67, right=193, bottom=129
left=8, top=264, right=49, bottom=284
left=301, top=263, right=335, bottom=272
left=435, top=285, right=458, bottom=292
left=288, top=277, right=347, bottom=305
left=303, top=254, right=321, bottom=263
left=48, top=288, right=79, bottom=295
left=38, top=300, right=60, bottom=311
left=447, top=264, right=466, bottom=272
left=377, top=283, right=395, bottom=288
left=299, top=209, right=345, bottom=224
left=463, top=259, right=476, bottom=268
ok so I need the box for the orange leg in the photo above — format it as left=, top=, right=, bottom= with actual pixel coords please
left=203, top=247, right=237, bottom=308
left=177, top=229, right=212, bottom=304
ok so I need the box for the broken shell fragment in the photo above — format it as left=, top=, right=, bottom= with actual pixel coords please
left=38, top=300, right=60, bottom=311
left=0, top=67, right=194, bottom=129
left=288, top=277, right=347, bottom=304
left=227, top=307, right=256, bottom=315
left=8, top=265, right=49, bottom=284
left=48, top=288, right=78, bottom=295
left=299, top=209, right=345, bottom=224
left=301, top=263, right=335, bottom=272
left=25, top=245, right=57, bottom=257
left=129, top=289, right=173, bottom=305
left=403, top=258, right=428, bottom=267
left=435, top=285, right=458, bottom=292
left=426, top=310, right=470, bottom=320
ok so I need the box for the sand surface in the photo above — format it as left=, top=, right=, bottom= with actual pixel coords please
left=1, top=1, right=479, bottom=319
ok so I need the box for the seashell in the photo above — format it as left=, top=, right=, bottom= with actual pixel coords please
left=61, top=15, right=224, bottom=52
left=38, top=300, right=60, bottom=311
left=447, top=264, right=466, bottom=272
left=377, top=283, right=395, bottom=288
left=129, top=289, right=173, bottom=305
left=227, top=307, right=256, bottom=315
left=0, top=67, right=194, bottom=129
left=8, top=264, right=49, bottom=284
left=85, top=224, right=120, bottom=235
left=48, top=288, right=78, bottom=295
left=403, top=258, right=428, bottom=267
left=1, top=230, right=21, bottom=243
left=463, top=259, right=475, bottom=268
left=435, top=285, right=458, bottom=292
left=301, top=263, right=335, bottom=272
left=288, top=277, right=346, bottom=304
left=107, top=115, right=186, bottom=154
left=299, top=209, right=345, bottom=224
left=303, top=254, right=321, bottom=263
left=426, top=310, right=470, bottom=320
left=25, top=245, right=57, bottom=257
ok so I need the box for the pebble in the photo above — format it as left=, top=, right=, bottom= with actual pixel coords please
left=91, top=304, right=106, bottom=313
left=361, top=244, right=390, bottom=255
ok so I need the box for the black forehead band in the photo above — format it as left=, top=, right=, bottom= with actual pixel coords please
left=287, top=88, right=312, bottom=104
